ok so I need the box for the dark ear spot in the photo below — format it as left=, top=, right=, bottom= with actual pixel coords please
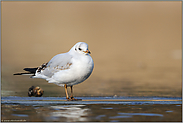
left=75, top=48, right=77, bottom=51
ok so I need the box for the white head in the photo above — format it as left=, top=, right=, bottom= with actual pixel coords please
left=69, top=42, right=91, bottom=55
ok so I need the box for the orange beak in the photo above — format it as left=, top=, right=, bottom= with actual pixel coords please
left=84, top=50, right=91, bottom=54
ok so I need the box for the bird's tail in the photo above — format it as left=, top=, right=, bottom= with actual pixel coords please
left=13, top=68, right=38, bottom=76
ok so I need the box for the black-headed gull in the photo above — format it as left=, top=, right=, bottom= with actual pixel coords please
left=14, top=42, right=94, bottom=101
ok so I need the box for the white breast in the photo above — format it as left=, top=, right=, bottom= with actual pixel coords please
left=48, top=54, right=94, bottom=87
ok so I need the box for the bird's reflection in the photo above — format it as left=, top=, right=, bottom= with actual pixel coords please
left=49, top=105, right=90, bottom=122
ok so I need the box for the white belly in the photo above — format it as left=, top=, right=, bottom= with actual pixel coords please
left=47, top=55, right=94, bottom=87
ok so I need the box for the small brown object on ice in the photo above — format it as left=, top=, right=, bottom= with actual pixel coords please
left=28, top=86, right=44, bottom=97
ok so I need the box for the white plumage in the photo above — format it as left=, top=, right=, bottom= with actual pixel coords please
left=14, top=42, right=94, bottom=100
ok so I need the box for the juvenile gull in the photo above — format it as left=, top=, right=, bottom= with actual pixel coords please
left=14, top=42, right=94, bottom=101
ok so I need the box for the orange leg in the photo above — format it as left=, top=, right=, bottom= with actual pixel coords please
left=64, top=84, right=69, bottom=99
left=65, top=85, right=82, bottom=101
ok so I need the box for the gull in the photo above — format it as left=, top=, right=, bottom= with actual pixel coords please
left=14, top=42, right=94, bottom=101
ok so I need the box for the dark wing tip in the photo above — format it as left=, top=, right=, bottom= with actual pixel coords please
left=13, top=72, right=34, bottom=75
left=13, top=67, right=38, bottom=76
left=23, top=68, right=38, bottom=73
left=13, top=73, right=22, bottom=75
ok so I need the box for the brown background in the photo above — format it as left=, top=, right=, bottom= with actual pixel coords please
left=1, top=1, right=182, bottom=97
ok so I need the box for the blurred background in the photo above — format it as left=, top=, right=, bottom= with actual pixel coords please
left=1, top=1, right=182, bottom=97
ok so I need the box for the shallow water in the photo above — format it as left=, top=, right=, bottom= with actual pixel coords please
left=1, top=96, right=182, bottom=122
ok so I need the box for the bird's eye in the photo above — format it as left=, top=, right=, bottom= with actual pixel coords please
left=78, top=48, right=82, bottom=51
